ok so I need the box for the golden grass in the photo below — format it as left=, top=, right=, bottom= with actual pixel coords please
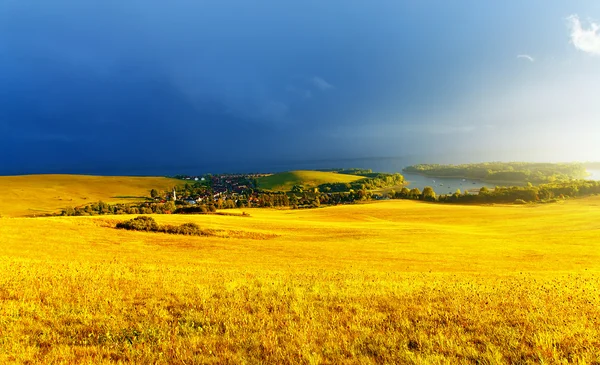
left=0, top=175, right=182, bottom=217
left=257, top=170, right=363, bottom=191
left=1, top=198, right=600, bottom=363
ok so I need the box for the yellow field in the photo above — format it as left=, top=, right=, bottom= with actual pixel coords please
left=257, top=170, right=363, bottom=191
left=1, top=198, right=600, bottom=363
left=0, top=175, right=181, bottom=217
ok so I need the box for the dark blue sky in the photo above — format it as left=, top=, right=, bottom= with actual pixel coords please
left=1, top=1, right=600, bottom=174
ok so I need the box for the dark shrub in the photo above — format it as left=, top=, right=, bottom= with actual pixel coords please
left=116, top=216, right=159, bottom=231
left=177, top=222, right=203, bottom=235
left=174, top=205, right=210, bottom=214
left=160, top=223, right=201, bottom=235
left=158, top=224, right=179, bottom=234
left=117, top=217, right=207, bottom=236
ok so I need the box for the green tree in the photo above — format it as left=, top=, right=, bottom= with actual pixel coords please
left=399, top=187, right=410, bottom=198
left=62, top=207, right=75, bottom=216
left=290, top=194, right=299, bottom=206
left=422, top=186, right=437, bottom=201
left=163, top=201, right=176, bottom=213
left=312, top=196, right=320, bottom=208
left=150, top=189, right=160, bottom=199
left=97, top=201, right=110, bottom=214
left=358, top=189, right=368, bottom=200
left=408, top=188, right=421, bottom=199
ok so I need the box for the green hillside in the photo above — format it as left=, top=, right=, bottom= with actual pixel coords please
left=257, top=170, right=363, bottom=191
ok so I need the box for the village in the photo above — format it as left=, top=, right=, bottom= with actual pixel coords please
left=169, top=173, right=271, bottom=206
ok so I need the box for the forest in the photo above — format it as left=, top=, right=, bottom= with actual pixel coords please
left=403, top=162, right=588, bottom=183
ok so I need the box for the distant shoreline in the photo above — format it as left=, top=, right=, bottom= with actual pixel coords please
left=403, top=172, right=526, bottom=186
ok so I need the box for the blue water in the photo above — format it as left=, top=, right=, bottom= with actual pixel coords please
left=587, top=169, right=600, bottom=181
left=401, top=173, right=498, bottom=193
left=403, top=169, right=600, bottom=192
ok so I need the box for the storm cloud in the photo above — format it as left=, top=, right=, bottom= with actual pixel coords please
left=1, top=1, right=599, bottom=174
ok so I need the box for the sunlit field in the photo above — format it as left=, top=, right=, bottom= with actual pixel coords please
left=1, top=199, right=600, bottom=363
left=0, top=175, right=181, bottom=217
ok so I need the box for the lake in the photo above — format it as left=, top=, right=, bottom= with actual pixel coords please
left=401, top=173, right=499, bottom=193
left=404, top=169, right=600, bottom=192
left=587, top=169, right=600, bottom=181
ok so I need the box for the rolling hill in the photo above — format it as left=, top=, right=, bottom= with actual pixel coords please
left=0, top=174, right=182, bottom=217
left=257, top=170, right=364, bottom=191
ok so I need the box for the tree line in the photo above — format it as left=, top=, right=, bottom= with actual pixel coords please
left=59, top=188, right=380, bottom=216
left=318, top=168, right=374, bottom=175
left=61, top=201, right=177, bottom=216
left=388, top=180, right=600, bottom=204
left=58, top=171, right=600, bottom=217
left=403, top=162, right=588, bottom=184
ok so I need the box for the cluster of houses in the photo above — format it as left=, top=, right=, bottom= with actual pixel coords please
left=169, top=173, right=270, bottom=206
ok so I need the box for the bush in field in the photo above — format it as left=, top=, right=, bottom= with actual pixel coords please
left=176, top=223, right=203, bottom=235
left=117, top=217, right=206, bottom=236
left=159, top=222, right=203, bottom=236
left=116, top=216, right=159, bottom=231
left=159, top=224, right=178, bottom=234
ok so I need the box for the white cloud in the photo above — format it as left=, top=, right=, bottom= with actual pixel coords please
left=567, top=14, right=600, bottom=55
left=517, top=54, right=535, bottom=62
left=311, top=76, right=334, bottom=90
